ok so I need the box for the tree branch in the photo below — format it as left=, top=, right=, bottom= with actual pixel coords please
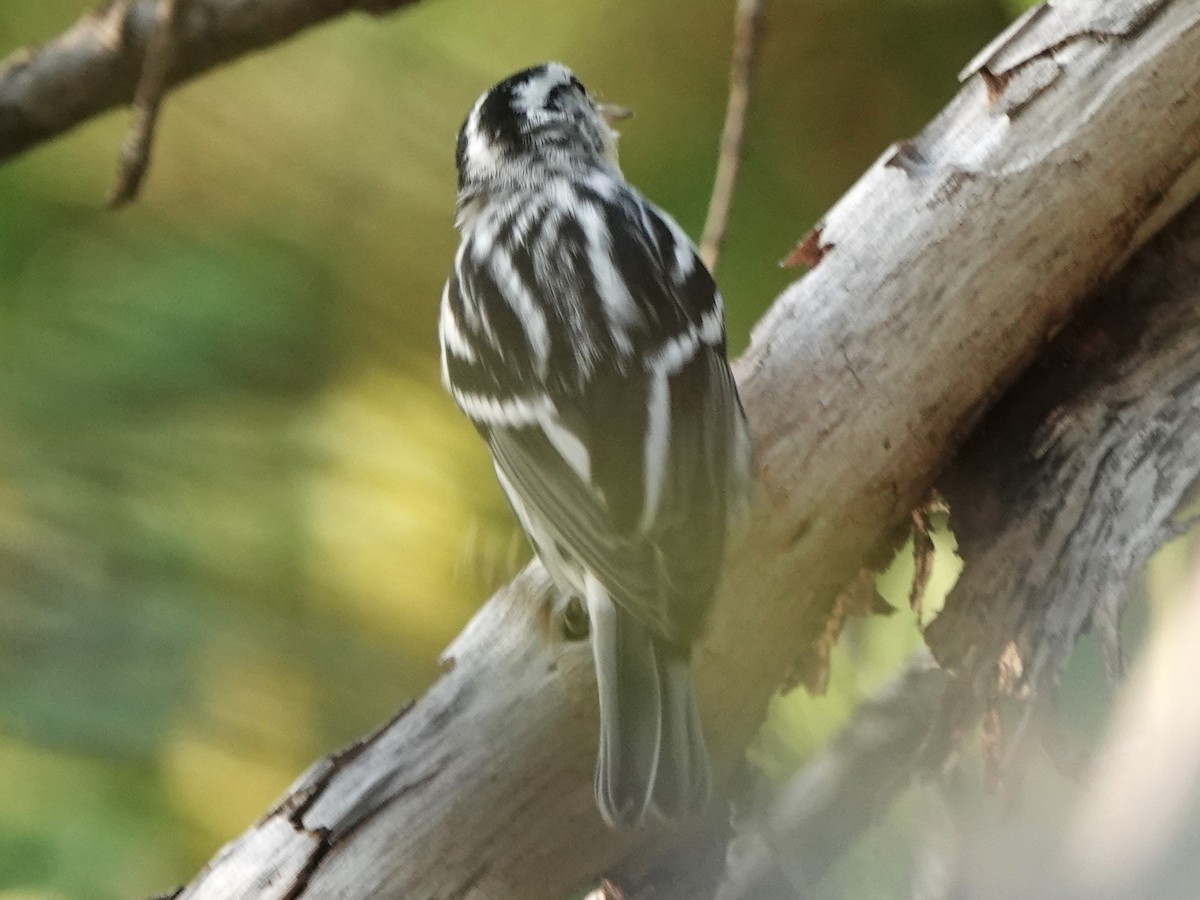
left=698, top=0, right=764, bottom=272
left=710, top=188, right=1200, bottom=900
left=107, top=0, right=193, bottom=207
left=927, top=200, right=1200, bottom=753
left=156, top=1, right=1200, bottom=896
left=715, top=654, right=951, bottom=900
left=0, top=0, right=421, bottom=163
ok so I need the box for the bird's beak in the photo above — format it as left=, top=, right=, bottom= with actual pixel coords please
left=599, top=103, right=634, bottom=125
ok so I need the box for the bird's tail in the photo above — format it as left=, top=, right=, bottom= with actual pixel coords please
left=586, top=575, right=710, bottom=829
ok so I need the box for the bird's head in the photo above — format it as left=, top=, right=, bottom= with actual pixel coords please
left=455, top=62, right=630, bottom=192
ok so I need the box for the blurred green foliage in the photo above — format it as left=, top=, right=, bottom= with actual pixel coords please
left=0, top=0, right=1038, bottom=897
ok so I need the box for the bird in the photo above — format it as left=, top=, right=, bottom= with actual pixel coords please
left=439, top=62, right=753, bottom=829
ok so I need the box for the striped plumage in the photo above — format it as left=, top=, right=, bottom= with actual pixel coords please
left=441, top=62, right=753, bottom=829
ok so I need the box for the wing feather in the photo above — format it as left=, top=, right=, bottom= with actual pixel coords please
left=444, top=178, right=751, bottom=644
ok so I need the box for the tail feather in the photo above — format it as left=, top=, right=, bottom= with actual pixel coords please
left=588, top=575, right=662, bottom=828
left=649, top=646, right=710, bottom=819
left=586, top=575, right=709, bottom=829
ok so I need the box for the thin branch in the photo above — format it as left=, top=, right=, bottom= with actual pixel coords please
left=0, top=0, right=421, bottom=164
left=715, top=655, right=952, bottom=900
left=107, top=0, right=192, bottom=207
left=698, top=0, right=765, bottom=272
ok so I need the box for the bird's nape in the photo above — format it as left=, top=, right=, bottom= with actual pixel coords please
left=454, top=62, right=620, bottom=192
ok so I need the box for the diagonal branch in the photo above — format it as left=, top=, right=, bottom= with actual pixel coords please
left=716, top=655, right=951, bottom=900
left=166, top=1, right=1200, bottom=897
left=0, top=0, right=421, bottom=163
left=713, top=191, right=1200, bottom=900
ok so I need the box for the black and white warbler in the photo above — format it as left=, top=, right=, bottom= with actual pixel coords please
left=440, top=62, right=754, bottom=829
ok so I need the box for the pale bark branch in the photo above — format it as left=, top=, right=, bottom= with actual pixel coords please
left=145, top=1, right=1200, bottom=896
left=712, top=190, right=1200, bottom=900
left=157, top=1, right=1200, bottom=896
left=0, top=0, right=420, bottom=163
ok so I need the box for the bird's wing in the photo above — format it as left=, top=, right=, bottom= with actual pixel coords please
left=442, top=179, right=751, bottom=644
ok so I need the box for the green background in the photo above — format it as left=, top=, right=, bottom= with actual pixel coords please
left=0, top=1, right=1128, bottom=897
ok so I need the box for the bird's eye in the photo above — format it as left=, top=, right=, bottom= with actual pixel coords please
left=545, top=83, right=570, bottom=112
